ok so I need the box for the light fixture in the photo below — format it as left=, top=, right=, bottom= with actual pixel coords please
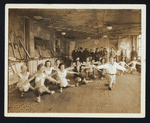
left=107, top=25, right=112, bottom=30
left=103, top=35, right=107, bottom=38
left=62, top=32, right=66, bottom=35
left=87, top=37, right=91, bottom=39
left=33, top=16, right=43, bottom=19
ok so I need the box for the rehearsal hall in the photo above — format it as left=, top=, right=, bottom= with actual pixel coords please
left=8, top=9, right=141, bottom=113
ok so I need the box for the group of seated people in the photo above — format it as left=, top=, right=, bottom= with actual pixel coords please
left=16, top=53, right=141, bottom=103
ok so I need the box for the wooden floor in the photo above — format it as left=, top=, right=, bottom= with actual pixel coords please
left=8, top=73, right=141, bottom=113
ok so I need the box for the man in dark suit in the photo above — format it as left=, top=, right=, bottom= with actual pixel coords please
left=130, top=46, right=138, bottom=61
left=72, top=46, right=79, bottom=62
left=83, top=48, right=89, bottom=62
left=99, top=47, right=104, bottom=58
left=78, top=47, right=84, bottom=63
left=95, top=48, right=100, bottom=62
left=90, top=48, right=96, bottom=61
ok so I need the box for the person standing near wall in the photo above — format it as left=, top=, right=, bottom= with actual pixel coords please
left=95, top=48, right=100, bottom=62
left=72, top=46, right=79, bottom=62
left=99, top=47, right=104, bottom=58
left=78, top=47, right=84, bottom=63
left=90, top=48, right=96, bottom=61
left=83, top=48, right=89, bottom=62
left=130, top=46, right=138, bottom=61
left=110, top=47, right=116, bottom=59
left=103, top=48, right=108, bottom=62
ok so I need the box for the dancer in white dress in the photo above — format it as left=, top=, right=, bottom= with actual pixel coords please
left=128, top=57, right=141, bottom=73
left=45, top=60, right=54, bottom=75
left=44, top=60, right=58, bottom=84
left=17, top=65, right=34, bottom=97
left=51, top=63, right=77, bottom=93
left=18, top=63, right=59, bottom=102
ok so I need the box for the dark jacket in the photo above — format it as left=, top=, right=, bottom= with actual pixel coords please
left=72, top=50, right=79, bottom=62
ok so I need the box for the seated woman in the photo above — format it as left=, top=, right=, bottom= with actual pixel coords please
left=128, top=57, right=141, bottom=74
left=87, top=59, right=97, bottom=79
left=54, top=59, right=61, bottom=69
left=17, top=63, right=59, bottom=103
left=50, top=63, right=77, bottom=93
left=82, top=57, right=91, bottom=77
left=44, top=60, right=55, bottom=84
left=16, top=65, right=34, bottom=98
left=73, top=60, right=93, bottom=86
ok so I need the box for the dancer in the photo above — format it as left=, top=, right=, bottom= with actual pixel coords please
left=51, top=63, right=77, bottom=93
left=128, top=57, right=141, bottom=74
left=118, top=57, right=130, bottom=75
left=73, top=60, right=93, bottom=87
left=44, top=60, right=56, bottom=84
left=87, top=59, right=97, bottom=79
left=54, top=59, right=61, bottom=69
left=45, top=60, right=55, bottom=75
left=16, top=65, right=34, bottom=97
left=82, top=57, right=91, bottom=77
left=94, top=57, right=127, bottom=90
left=17, top=63, right=59, bottom=102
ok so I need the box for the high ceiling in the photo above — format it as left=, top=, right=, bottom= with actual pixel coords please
left=9, top=9, right=141, bottom=39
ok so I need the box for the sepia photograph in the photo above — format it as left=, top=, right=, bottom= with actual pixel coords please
left=5, top=4, right=146, bottom=117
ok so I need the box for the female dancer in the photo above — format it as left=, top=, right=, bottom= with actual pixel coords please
left=128, top=57, right=141, bottom=74
left=51, top=63, right=77, bottom=93
left=17, top=63, right=59, bottom=102
left=82, top=57, right=91, bottom=77
left=73, top=60, right=93, bottom=86
left=16, top=65, right=34, bottom=97
left=45, top=60, right=54, bottom=75
left=54, top=59, right=61, bottom=69
left=118, top=57, right=130, bottom=75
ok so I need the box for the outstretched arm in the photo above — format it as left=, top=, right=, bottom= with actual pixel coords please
left=136, top=62, right=141, bottom=65
left=17, top=73, right=37, bottom=87
left=67, top=71, right=79, bottom=74
left=95, top=64, right=106, bottom=70
left=128, top=61, right=132, bottom=66
left=116, top=63, right=126, bottom=71
left=65, top=66, right=74, bottom=71
left=49, top=71, right=58, bottom=76
left=125, top=63, right=130, bottom=67
left=46, top=75, right=60, bottom=84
